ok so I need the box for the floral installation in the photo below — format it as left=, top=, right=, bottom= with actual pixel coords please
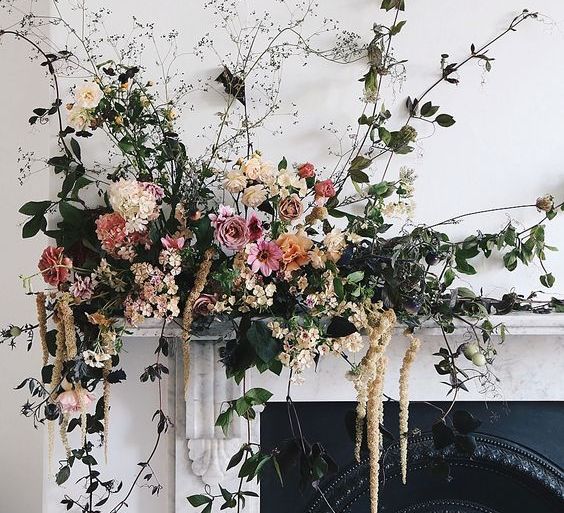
left=1, top=1, right=563, bottom=513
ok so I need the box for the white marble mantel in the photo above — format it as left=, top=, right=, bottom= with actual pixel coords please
left=140, top=313, right=564, bottom=512
left=43, top=314, right=564, bottom=513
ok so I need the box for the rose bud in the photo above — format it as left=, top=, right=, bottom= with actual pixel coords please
left=188, top=209, right=202, bottom=221
left=298, top=162, right=315, bottom=179
left=536, top=195, right=554, bottom=212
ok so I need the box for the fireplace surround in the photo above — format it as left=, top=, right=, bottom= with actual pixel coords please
left=41, top=313, right=564, bottom=512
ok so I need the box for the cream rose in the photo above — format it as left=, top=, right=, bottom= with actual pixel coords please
left=242, top=185, right=268, bottom=208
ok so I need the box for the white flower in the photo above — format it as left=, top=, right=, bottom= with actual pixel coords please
left=67, top=104, right=93, bottom=130
left=223, top=169, right=247, bottom=193
left=242, top=185, right=267, bottom=208
left=108, top=180, right=161, bottom=233
left=83, top=350, right=111, bottom=368
left=323, top=228, right=347, bottom=262
left=75, top=81, right=103, bottom=109
left=242, top=156, right=262, bottom=180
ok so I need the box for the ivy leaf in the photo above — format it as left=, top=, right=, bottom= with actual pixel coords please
left=389, top=20, right=407, bottom=35
left=540, top=273, right=555, bottom=288
left=55, top=465, right=71, bottom=485
left=420, top=101, right=440, bottom=117
left=187, top=495, right=212, bottom=507
left=245, top=388, right=273, bottom=405
left=348, top=155, right=372, bottom=173
left=246, top=322, right=281, bottom=363
left=435, top=114, right=456, bottom=127
left=19, top=200, right=51, bottom=217
left=278, top=156, right=287, bottom=171
left=22, top=214, right=46, bottom=238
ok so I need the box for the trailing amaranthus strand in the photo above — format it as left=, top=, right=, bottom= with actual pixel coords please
left=58, top=300, right=77, bottom=358
left=399, top=330, right=421, bottom=485
left=353, top=308, right=396, bottom=461
left=51, top=312, right=67, bottom=399
left=60, top=413, right=71, bottom=458
left=102, top=359, right=112, bottom=462
left=182, top=248, right=215, bottom=394
left=36, top=292, right=49, bottom=367
left=367, top=356, right=388, bottom=513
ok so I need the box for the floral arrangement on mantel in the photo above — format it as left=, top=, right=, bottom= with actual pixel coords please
left=1, top=1, right=562, bottom=512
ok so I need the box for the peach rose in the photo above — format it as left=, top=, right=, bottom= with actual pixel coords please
left=276, top=231, right=313, bottom=273
left=278, top=194, right=304, bottom=222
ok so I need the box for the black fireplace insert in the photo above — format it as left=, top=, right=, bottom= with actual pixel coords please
left=260, top=401, right=564, bottom=513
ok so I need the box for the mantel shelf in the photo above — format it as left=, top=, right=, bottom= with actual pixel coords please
left=127, top=313, right=564, bottom=338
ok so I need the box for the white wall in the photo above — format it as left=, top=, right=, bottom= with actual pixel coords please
left=0, top=2, right=50, bottom=511
left=1, top=1, right=564, bottom=512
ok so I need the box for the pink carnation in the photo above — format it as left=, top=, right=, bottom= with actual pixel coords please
left=38, top=246, right=72, bottom=287
left=247, top=239, right=283, bottom=277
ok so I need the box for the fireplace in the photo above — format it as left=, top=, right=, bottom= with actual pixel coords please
left=40, top=314, right=564, bottom=513
left=260, top=402, right=564, bottom=513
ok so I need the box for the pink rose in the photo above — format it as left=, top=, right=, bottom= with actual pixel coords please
left=247, top=213, right=264, bottom=241
left=314, top=179, right=336, bottom=198
left=38, top=246, right=72, bottom=287
left=215, top=215, right=250, bottom=250
left=278, top=194, right=304, bottom=222
left=57, top=389, right=96, bottom=414
left=161, top=235, right=185, bottom=250
left=210, top=206, right=250, bottom=250
left=193, top=294, right=217, bottom=316
left=298, top=162, right=315, bottom=179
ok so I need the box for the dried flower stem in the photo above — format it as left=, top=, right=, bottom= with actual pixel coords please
left=51, top=312, right=67, bottom=400
left=182, top=248, right=215, bottom=394
left=399, top=330, right=421, bottom=485
left=36, top=292, right=49, bottom=367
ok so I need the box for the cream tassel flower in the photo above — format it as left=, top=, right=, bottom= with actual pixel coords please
left=182, top=248, right=214, bottom=394
left=353, top=308, right=396, bottom=461
left=51, top=312, right=67, bottom=399
left=60, top=413, right=71, bottom=458
left=399, top=330, right=421, bottom=485
left=36, top=292, right=49, bottom=367
left=367, top=356, right=388, bottom=513
left=102, top=359, right=112, bottom=462
left=59, top=300, right=77, bottom=358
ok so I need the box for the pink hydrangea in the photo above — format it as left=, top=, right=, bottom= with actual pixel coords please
left=247, top=239, right=283, bottom=277
left=95, top=212, right=148, bottom=260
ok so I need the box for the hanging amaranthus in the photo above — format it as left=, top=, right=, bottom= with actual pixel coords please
left=36, top=292, right=49, bottom=367
left=102, top=358, right=112, bottom=462
left=367, top=356, right=388, bottom=513
left=399, top=330, right=421, bottom=485
left=353, top=307, right=396, bottom=461
left=58, top=300, right=77, bottom=358
left=51, top=311, right=67, bottom=399
left=60, top=413, right=71, bottom=458
left=182, top=248, right=215, bottom=394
